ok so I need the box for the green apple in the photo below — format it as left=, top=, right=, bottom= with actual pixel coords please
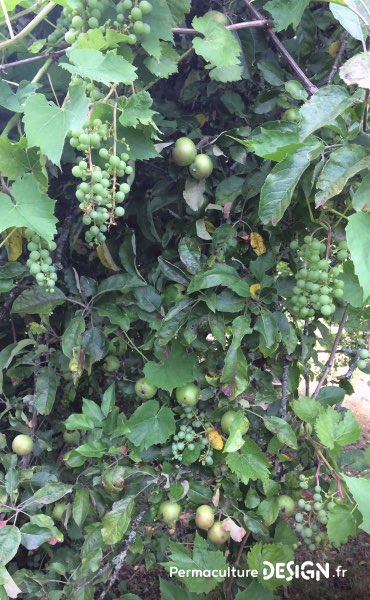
left=221, top=411, right=249, bottom=435
left=175, top=383, right=201, bottom=406
left=12, top=434, right=33, bottom=456
left=207, top=521, right=230, bottom=544
left=195, top=505, right=215, bottom=530
left=135, top=377, right=157, bottom=399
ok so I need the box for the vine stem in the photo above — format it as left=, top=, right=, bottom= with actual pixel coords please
left=0, top=0, right=14, bottom=38
left=172, top=19, right=272, bottom=34
left=0, top=1, right=44, bottom=28
left=0, top=1, right=56, bottom=50
left=326, top=33, right=349, bottom=85
left=242, top=0, right=318, bottom=96
left=225, top=532, right=250, bottom=600
left=312, top=306, right=348, bottom=399
left=0, top=48, right=66, bottom=71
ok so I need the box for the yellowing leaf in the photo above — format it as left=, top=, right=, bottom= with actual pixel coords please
left=205, top=220, right=216, bottom=234
left=2, top=227, right=23, bottom=261
left=328, top=40, right=340, bottom=58
left=69, top=348, right=85, bottom=384
left=96, top=242, right=121, bottom=272
left=196, top=113, right=208, bottom=127
left=206, top=428, right=224, bottom=450
left=250, top=283, right=261, bottom=300
left=250, top=232, right=266, bottom=256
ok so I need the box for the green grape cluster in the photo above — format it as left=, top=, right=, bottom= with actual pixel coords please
left=48, top=0, right=152, bottom=49
left=357, top=345, right=369, bottom=371
left=25, top=229, right=57, bottom=291
left=289, top=236, right=347, bottom=319
left=171, top=408, right=214, bottom=465
left=68, top=119, right=131, bottom=246
left=293, top=475, right=339, bottom=550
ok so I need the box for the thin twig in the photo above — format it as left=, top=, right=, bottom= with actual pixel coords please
left=312, top=306, right=348, bottom=399
left=172, top=19, right=272, bottom=34
left=225, top=532, right=250, bottom=600
left=0, top=49, right=66, bottom=70
left=242, top=0, right=318, bottom=96
left=326, top=33, right=349, bottom=85
left=0, top=0, right=14, bottom=38
left=0, top=2, right=56, bottom=50
left=280, top=358, right=290, bottom=418
left=362, top=89, right=370, bottom=132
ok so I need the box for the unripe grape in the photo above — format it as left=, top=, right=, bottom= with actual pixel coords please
left=131, top=6, right=142, bottom=20
left=358, top=359, right=368, bottom=370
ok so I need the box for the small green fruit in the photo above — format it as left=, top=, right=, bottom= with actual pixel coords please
left=195, top=505, right=215, bottom=530
left=160, top=501, right=181, bottom=525
left=103, top=355, right=120, bottom=373
left=102, top=465, right=126, bottom=492
left=221, top=410, right=249, bottom=435
left=52, top=502, right=67, bottom=521
left=12, top=434, right=33, bottom=456
left=175, top=383, right=201, bottom=406
left=277, top=495, right=296, bottom=517
left=207, top=521, right=230, bottom=545
left=135, top=377, right=157, bottom=399
left=204, top=10, right=228, bottom=25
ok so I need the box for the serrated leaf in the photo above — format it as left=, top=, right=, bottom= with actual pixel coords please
left=163, top=533, right=227, bottom=594
left=61, top=49, right=137, bottom=86
left=160, top=578, right=207, bottom=600
left=119, top=91, right=156, bottom=128
left=327, top=504, right=359, bottom=545
left=0, top=79, right=39, bottom=113
left=235, top=581, right=275, bottom=600
left=343, top=475, right=370, bottom=534
left=23, top=84, right=89, bottom=165
left=127, top=400, right=175, bottom=449
left=0, top=175, right=57, bottom=244
left=265, top=0, right=309, bottom=31
left=298, top=86, right=359, bottom=141
left=226, top=437, right=270, bottom=484
left=315, top=407, right=361, bottom=449
left=292, top=396, right=322, bottom=423
left=144, top=43, right=179, bottom=77
left=247, top=542, right=294, bottom=590
left=315, top=145, right=370, bottom=207
left=101, top=498, right=133, bottom=544
left=346, top=212, right=370, bottom=303
left=192, top=16, right=241, bottom=78
left=259, top=143, right=323, bottom=225
left=143, top=343, right=196, bottom=392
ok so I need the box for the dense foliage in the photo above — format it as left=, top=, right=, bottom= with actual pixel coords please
left=1, top=0, right=370, bottom=598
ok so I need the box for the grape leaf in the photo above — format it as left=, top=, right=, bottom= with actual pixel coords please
left=144, top=43, right=179, bottom=78
left=226, top=437, right=271, bottom=484
left=61, top=49, right=137, bottom=86
left=127, top=400, right=176, bottom=449
left=0, top=174, right=57, bottom=244
left=143, top=343, right=196, bottom=391
left=292, top=396, right=322, bottom=423
left=0, top=137, right=47, bottom=188
left=0, top=79, right=39, bottom=113
left=162, top=533, right=227, bottom=594
left=344, top=475, right=370, bottom=534
left=259, top=142, right=323, bottom=225
left=315, top=145, right=370, bottom=207
left=315, top=407, right=361, bottom=449
left=247, top=542, right=294, bottom=590
left=265, top=0, right=309, bottom=31
left=327, top=504, right=359, bottom=546
left=192, top=17, right=241, bottom=79
left=346, top=212, right=370, bottom=303
left=23, top=83, right=89, bottom=165
left=119, top=91, right=156, bottom=128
